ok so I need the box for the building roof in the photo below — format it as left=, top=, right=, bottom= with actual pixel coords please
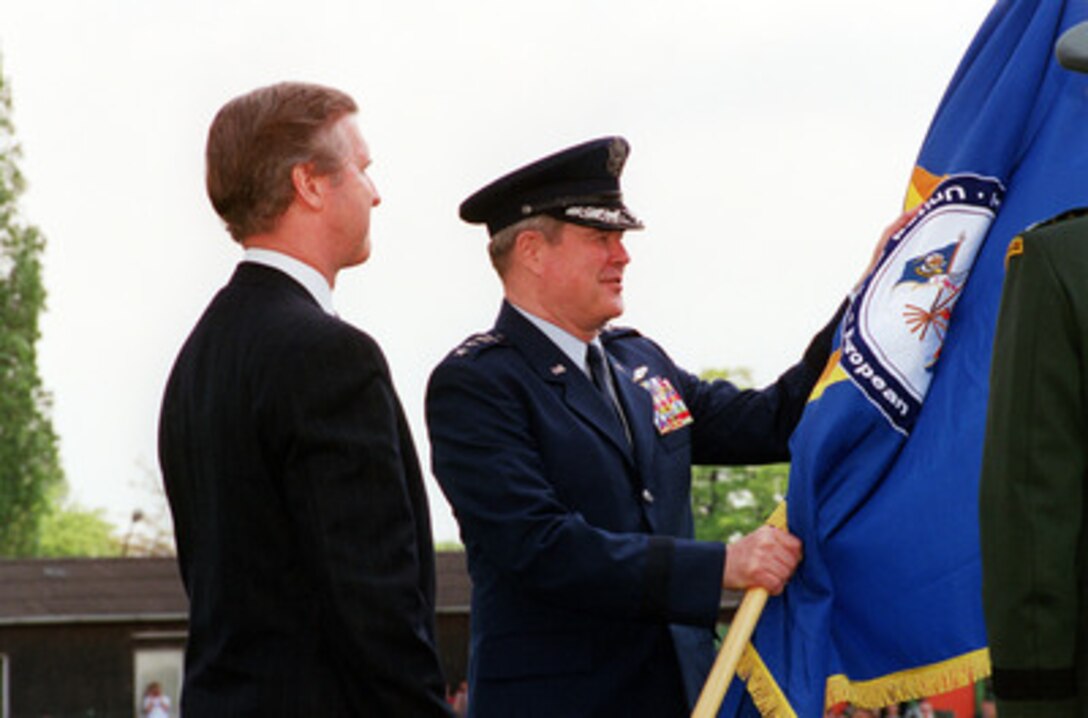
left=0, top=552, right=474, bottom=626
left=0, top=552, right=739, bottom=626
left=0, top=557, right=187, bottom=626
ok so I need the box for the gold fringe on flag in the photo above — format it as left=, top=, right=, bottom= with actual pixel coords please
left=735, top=643, right=798, bottom=718
left=824, top=648, right=991, bottom=710
left=734, top=646, right=991, bottom=715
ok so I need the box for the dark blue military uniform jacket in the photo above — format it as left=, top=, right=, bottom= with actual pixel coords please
left=426, top=301, right=830, bottom=717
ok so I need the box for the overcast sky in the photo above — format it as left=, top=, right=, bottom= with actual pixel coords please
left=1, top=0, right=994, bottom=543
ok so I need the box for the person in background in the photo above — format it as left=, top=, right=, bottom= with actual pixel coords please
left=141, top=682, right=170, bottom=718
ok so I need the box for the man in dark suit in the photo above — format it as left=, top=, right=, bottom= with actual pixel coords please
left=425, top=137, right=842, bottom=717
left=159, top=82, right=452, bottom=717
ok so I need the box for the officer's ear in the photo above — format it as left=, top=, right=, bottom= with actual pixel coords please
left=514, top=229, right=549, bottom=277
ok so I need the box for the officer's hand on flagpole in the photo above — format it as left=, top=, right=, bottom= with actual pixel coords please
left=721, top=525, right=803, bottom=596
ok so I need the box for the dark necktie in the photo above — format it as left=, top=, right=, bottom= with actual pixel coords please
left=586, top=344, right=612, bottom=399
left=587, top=341, right=631, bottom=419
left=586, top=343, right=631, bottom=444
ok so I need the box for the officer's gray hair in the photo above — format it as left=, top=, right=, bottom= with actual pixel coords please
left=488, top=215, right=563, bottom=276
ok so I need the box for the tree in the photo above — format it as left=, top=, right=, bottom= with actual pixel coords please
left=37, top=487, right=121, bottom=558
left=0, top=56, right=65, bottom=556
left=117, top=461, right=176, bottom=557
left=690, top=368, right=789, bottom=543
left=692, top=463, right=788, bottom=543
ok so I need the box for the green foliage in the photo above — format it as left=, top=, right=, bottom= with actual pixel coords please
left=690, top=368, right=789, bottom=543
left=0, top=56, right=65, bottom=555
left=37, top=492, right=122, bottom=558
left=692, top=463, right=788, bottom=542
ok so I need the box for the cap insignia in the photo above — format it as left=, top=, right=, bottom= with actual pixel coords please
left=565, top=206, right=627, bottom=225
left=607, top=138, right=627, bottom=177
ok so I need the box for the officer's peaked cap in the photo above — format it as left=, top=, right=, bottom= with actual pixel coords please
left=459, top=136, right=644, bottom=235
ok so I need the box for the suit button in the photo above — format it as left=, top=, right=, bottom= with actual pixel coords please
left=641, top=488, right=655, bottom=504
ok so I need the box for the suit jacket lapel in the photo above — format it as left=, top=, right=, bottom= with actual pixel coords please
left=495, top=303, right=634, bottom=464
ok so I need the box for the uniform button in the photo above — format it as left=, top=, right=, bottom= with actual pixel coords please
left=641, top=488, right=655, bottom=504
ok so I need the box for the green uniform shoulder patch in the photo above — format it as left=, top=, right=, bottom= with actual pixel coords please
left=1005, top=236, right=1024, bottom=268
left=1008, top=207, right=1088, bottom=268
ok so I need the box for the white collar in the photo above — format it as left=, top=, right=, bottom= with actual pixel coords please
left=243, top=248, right=336, bottom=316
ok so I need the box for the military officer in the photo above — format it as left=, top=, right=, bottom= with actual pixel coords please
left=980, top=211, right=1088, bottom=717
left=425, top=136, right=846, bottom=717
left=983, top=18, right=1088, bottom=718
left=979, top=20, right=1088, bottom=718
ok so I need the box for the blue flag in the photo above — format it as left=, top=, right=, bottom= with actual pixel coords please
left=721, top=1, right=1088, bottom=715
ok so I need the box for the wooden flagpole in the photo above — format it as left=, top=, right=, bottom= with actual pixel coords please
left=691, top=587, right=768, bottom=717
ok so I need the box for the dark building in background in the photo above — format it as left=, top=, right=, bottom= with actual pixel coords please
left=0, top=554, right=735, bottom=717
left=0, top=558, right=187, bottom=718
left=0, top=554, right=472, bottom=718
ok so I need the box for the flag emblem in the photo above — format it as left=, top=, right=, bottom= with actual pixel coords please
left=842, top=174, right=1002, bottom=434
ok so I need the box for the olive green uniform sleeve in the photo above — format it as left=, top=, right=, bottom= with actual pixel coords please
left=980, top=216, right=1088, bottom=718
